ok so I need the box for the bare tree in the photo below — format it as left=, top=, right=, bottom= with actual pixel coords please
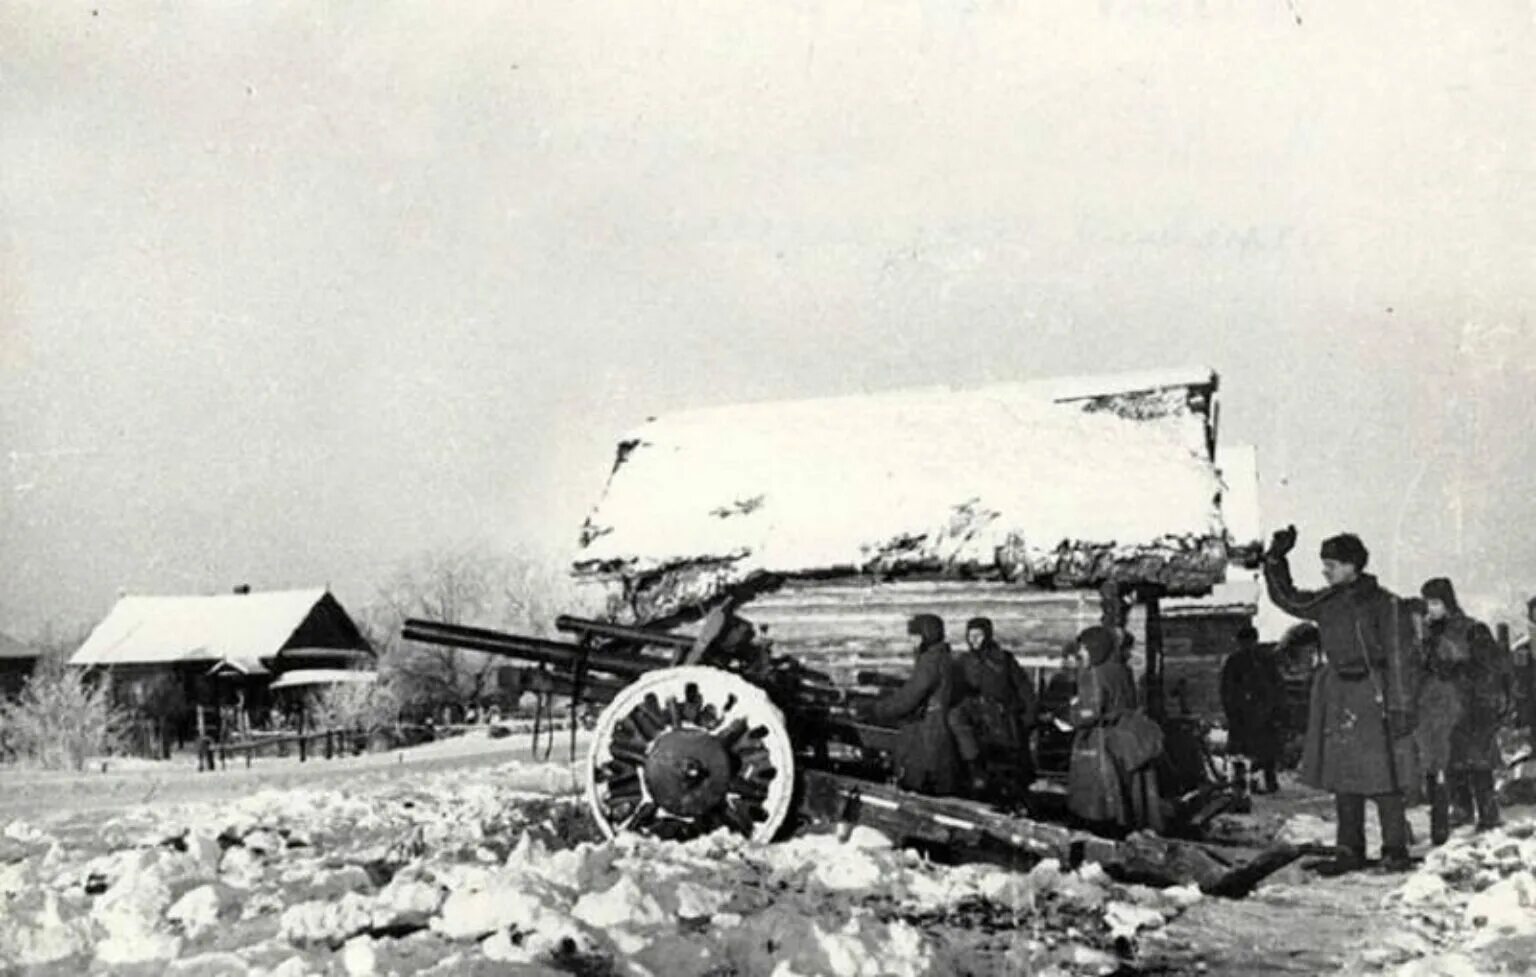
left=0, top=666, right=130, bottom=769
left=311, top=677, right=404, bottom=738
left=26, top=620, right=94, bottom=680
left=365, top=544, right=593, bottom=713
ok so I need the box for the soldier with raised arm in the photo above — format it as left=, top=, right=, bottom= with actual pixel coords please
left=1263, top=526, right=1418, bottom=874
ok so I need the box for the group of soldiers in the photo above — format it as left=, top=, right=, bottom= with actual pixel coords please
left=855, top=612, right=1167, bottom=835
left=853, top=614, right=1036, bottom=801
left=853, top=526, right=1526, bottom=870
left=1258, top=526, right=1517, bottom=874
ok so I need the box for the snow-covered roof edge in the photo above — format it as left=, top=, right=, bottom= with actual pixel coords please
left=69, top=587, right=345, bottom=667
left=572, top=366, right=1232, bottom=620
left=1216, top=443, right=1261, bottom=551
left=621, top=365, right=1218, bottom=435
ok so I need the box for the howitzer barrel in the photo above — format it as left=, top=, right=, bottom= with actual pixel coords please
left=554, top=615, right=695, bottom=649
left=402, top=619, right=666, bottom=679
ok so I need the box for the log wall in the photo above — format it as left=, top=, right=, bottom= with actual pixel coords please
left=739, top=578, right=1148, bottom=687
left=1161, top=611, right=1254, bottom=721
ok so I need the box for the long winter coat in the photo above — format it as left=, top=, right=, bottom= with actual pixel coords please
left=1219, top=648, right=1286, bottom=763
left=867, top=641, right=962, bottom=795
left=1425, top=614, right=1507, bottom=772
left=1413, top=672, right=1462, bottom=774
left=948, top=641, right=1038, bottom=772
left=1264, top=557, right=1418, bottom=796
left=1067, top=656, right=1165, bottom=831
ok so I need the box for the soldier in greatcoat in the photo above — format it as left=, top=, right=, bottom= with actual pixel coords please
left=1406, top=596, right=1462, bottom=846
left=1066, top=626, right=1165, bottom=834
left=857, top=614, right=962, bottom=796
left=947, top=616, right=1038, bottom=802
left=1421, top=577, right=1508, bottom=832
left=1220, top=624, right=1286, bottom=794
left=1263, top=527, right=1418, bottom=874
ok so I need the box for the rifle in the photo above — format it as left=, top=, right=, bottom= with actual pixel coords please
left=1358, top=619, right=1405, bottom=798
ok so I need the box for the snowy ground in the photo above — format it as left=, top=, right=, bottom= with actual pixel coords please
left=2, top=740, right=1533, bottom=977
left=0, top=728, right=588, bottom=821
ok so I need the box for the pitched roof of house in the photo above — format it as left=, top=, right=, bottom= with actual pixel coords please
left=574, top=366, right=1235, bottom=613
left=69, top=588, right=364, bottom=670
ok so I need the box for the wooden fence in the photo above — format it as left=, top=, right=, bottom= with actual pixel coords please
left=195, top=716, right=588, bottom=772
left=197, top=727, right=371, bottom=771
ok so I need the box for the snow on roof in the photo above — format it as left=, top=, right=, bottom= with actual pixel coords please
left=269, top=668, right=377, bottom=690
left=0, top=632, right=36, bottom=661
left=575, top=366, right=1228, bottom=604
left=70, top=588, right=333, bottom=669
left=1216, top=443, right=1261, bottom=549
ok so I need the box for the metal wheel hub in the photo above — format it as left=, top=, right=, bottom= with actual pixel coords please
left=644, top=729, right=731, bottom=817
left=587, top=665, right=796, bottom=844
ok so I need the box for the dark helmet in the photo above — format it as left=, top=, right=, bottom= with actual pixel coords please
left=907, top=614, right=945, bottom=645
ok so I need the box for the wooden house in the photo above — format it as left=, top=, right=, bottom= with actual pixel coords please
left=571, top=365, right=1257, bottom=706
left=69, top=587, right=373, bottom=746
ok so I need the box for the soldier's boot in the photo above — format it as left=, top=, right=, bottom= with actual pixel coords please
left=1471, top=769, right=1501, bottom=831
left=1312, top=850, right=1366, bottom=877
left=1313, top=794, right=1368, bottom=876
left=1448, top=771, right=1474, bottom=828
left=1374, top=793, right=1416, bottom=872
left=1378, top=848, right=1416, bottom=873
left=1428, top=774, right=1451, bottom=847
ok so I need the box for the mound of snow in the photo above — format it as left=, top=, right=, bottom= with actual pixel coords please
left=1, top=750, right=1206, bottom=977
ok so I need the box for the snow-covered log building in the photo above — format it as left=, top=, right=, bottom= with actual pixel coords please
left=573, top=366, right=1258, bottom=685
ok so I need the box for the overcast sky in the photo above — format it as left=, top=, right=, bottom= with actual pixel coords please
left=2, top=0, right=1533, bottom=637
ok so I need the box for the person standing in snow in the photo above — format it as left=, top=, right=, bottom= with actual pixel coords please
left=857, top=614, right=962, bottom=796
left=1406, top=596, right=1463, bottom=846
left=1067, top=626, right=1165, bottom=834
left=1220, top=624, right=1286, bottom=794
left=1263, top=527, right=1418, bottom=875
left=1519, top=595, right=1536, bottom=731
left=1421, top=577, right=1507, bottom=832
left=946, top=616, right=1038, bottom=802
left=1034, top=641, right=1082, bottom=777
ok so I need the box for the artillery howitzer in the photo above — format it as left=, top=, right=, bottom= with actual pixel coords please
left=403, top=605, right=1319, bottom=896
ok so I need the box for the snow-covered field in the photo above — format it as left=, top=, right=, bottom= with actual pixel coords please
left=3, top=741, right=1532, bottom=977
left=1381, top=821, right=1536, bottom=976
left=1, top=746, right=1202, bottom=977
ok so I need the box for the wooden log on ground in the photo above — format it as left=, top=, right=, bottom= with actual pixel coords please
left=798, top=770, right=1301, bottom=895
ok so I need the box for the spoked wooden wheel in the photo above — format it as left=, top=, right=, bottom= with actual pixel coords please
left=586, top=665, right=795, bottom=844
